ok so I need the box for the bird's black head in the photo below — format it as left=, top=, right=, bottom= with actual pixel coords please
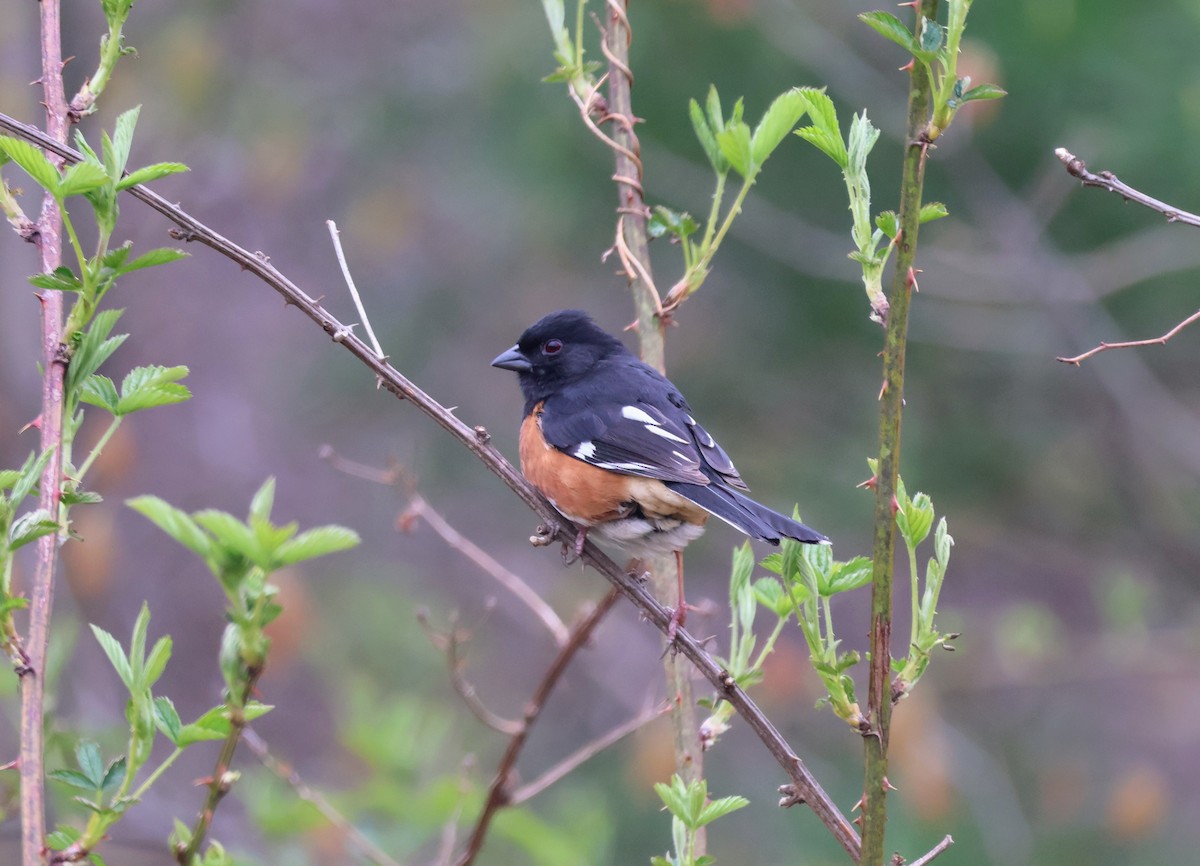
left=491, top=310, right=629, bottom=408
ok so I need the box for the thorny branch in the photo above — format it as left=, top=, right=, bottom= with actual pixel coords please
left=1055, top=147, right=1200, bottom=365
left=0, top=110, right=862, bottom=862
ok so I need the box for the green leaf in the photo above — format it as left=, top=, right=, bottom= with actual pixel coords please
left=129, top=602, right=151, bottom=688
left=249, top=477, right=276, bottom=524
left=57, top=162, right=110, bottom=198
left=60, top=489, right=103, bottom=506
left=28, top=267, right=83, bottom=293
left=825, top=556, right=874, bottom=595
left=875, top=210, right=898, bottom=239
left=116, top=161, right=189, bottom=191
left=9, top=509, right=59, bottom=551
left=177, top=701, right=274, bottom=747
left=898, top=491, right=934, bottom=547
left=919, top=18, right=945, bottom=53
left=143, top=635, right=172, bottom=689
left=90, top=624, right=133, bottom=688
left=127, top=495, right=212, bottom=559
left=704, top=84, right=724, bottom=134
left=46, top=825, right=82, bottom=850
left=647, top=206, right=699, bottom=242
left=79, top=374, right=120, bottom=412
left=715, top=118, right=753, bottom=179
left=846, top=110, right=880, bottom=176
left=0, top=136, right=60, bottom=195
left=274, top=524, right=361, bottom=566
left=194, top=509, right=260, bottom=563
left=65, top=309, right=129, bottom=398
left=920, top=202, right=949, bottom=223
left=688, top=97, right=726, bottom=173
left=116, top=365, right=191, bottom=415
left=793, top=89, right=846, bottom=168
left=109, top=106, right=140, bottom=179
left=7, top=448, right=52, bottom=506
left=153, top=696, right=183, bottom=745
left=859, top=11, right=918, bottom=54
left=115, top=246, right=189, bottom=273
left=101, top=756, right=127, bottom=796
left=696, top=794, right=750, bottom=827
left=75, top=740, right=105, bottom=788
left=48, top=769, right=98, bottom=792
left=958, top=82, right=1007, bottom=104
left=750, top=87, right=810, bottom=168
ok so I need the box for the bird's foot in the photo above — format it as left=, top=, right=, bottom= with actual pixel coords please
left=561, top=526, right=588, bottom=565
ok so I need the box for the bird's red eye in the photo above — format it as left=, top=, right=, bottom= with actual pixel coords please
left=543, top=339, right=563, bottom=355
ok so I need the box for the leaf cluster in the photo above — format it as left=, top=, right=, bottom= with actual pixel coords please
left=651, top=775, right=748, bottom=866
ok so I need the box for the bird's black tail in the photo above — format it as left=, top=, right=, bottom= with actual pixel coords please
left=669, top=482, right=827, bottom=546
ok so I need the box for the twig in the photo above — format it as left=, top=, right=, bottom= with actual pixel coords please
left=319, top=445, right=571, bottom=646
left=22, top=3, right=72, bottom=864
left=1055, top=147, right=1200, bottom=228
left=243, top=727, right=405, bottom=866
left=417, top=609, right=523, bottom=735
left=1056, top=308, right=1200, bottom=366
left=403, top=494, right=570, bottom=647
left=1054, top=147, right=1200, bottom=366
left=509, top=700, right=670, bottom=805
left=453, top=587, right=621, bottom=866
left=905, top=834, right=954, bottom=866
left=0, top=110, right=863, bottom=861
left=862, top=3, right=938, bottom=864
left=327, top=220, right=385, bottom=360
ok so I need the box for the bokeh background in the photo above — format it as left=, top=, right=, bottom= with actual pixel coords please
left=2, top=1, right=1200, bottom=863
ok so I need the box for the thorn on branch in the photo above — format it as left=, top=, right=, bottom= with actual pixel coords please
left=778, top=784, right=806, bottom=809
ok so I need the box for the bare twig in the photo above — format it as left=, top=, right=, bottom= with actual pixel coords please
left=403, top=494, right=570, bottom=647
left=243, top=727, right=405, bottom=866
left=453, top=587, right=621, bottom=866
left=1054, top=147, right=1200, bottom=366
left=417, top=609, right=523, bottom=735
left=319, top=445, right=571, bottom=645
left=509, top=700, right=670, bottom=805
left=0, top=111, right=863, bottom=861
left=22, top=2, right=72, bottom=863
left=904, top=834, right=954, bottom=866
left=327, top=220, right=385, bottom=360
left=1056, top=147, right=1200, bottom=227
left=1057, top=308, right=1200, bottom=366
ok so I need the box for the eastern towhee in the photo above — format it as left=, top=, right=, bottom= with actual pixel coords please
left=492, top=309, right=827, bottom=635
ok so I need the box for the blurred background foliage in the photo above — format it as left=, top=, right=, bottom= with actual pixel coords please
left=1, top=0, right=1199, bottom=863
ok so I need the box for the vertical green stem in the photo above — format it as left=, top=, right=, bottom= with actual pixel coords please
left=860, top=2, right=937, bottom=864
left=605, top=2, right=704, bottom=851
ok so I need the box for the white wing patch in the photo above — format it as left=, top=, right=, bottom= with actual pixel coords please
left=574, top=441, right=597, bottom=459
left=621, top=405, right=659, bottom=425
left=646, top=425, right=689, bottom=444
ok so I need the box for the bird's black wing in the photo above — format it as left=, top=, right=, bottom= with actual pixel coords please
left=539, top=358, right=748, bottom=489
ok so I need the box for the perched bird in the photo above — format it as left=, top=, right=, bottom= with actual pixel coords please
left=491, top=309, right=827, bottom=634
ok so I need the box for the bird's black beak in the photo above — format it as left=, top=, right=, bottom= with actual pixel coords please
left=490, top=345, right=532, bottom=372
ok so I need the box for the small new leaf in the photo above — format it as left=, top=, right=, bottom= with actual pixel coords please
left=127, top=495, right=212, bottom=560
left=688, top=97, right=726, bottom=173
left=696, top=794, right=750, bottom=827
left=75, top=740, right=105, bottom=789
left=9, top=509, right=59, bottom=551
left=0, top=136, right=60, bottom=195
left=90, top=623, right=134, bottom=688
left=116, top=365, right=191, bottom=415
left=274, top=525, right=361, bottom=566
left=750, top=87, right=810, bottom=167
left=958, top=83, right=1007, bottom=104
left=58, top=162, right=110, bottom=198
left=858, top=11, right=919, bottom=54
left=153, top=696, right=183, bottom=745
left=715, top=120, right=753, bottom=179
left=28, top=267, right=83, bottom=293
left=116, top=162, right=189, bottom=191
left=117, top=247, right=189, bottom=273
left=48, top=769, right=97, bottom=792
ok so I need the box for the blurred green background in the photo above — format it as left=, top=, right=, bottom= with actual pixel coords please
left=2, top=0, right=1199, bottom=863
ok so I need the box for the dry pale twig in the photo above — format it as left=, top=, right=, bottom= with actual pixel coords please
left=327, top=219, right=386, bottom=360
left=0, top=110, right=863, bottom=862
left=1055, top=147, right=1200, bottom=365
left=509, top=700, right=670, bottom=806
left=318, top=445, right=571, bottom=646
left=243, top=727, right=405, bottom=866
left=904, top=834, right=955, bottom=866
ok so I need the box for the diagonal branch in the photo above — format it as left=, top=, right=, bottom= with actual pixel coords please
left=0, top=110, right=862, bottom=862
left=1056, top=308, right=1200, bottom=366
left=453, top=587, right=621, bottom=866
